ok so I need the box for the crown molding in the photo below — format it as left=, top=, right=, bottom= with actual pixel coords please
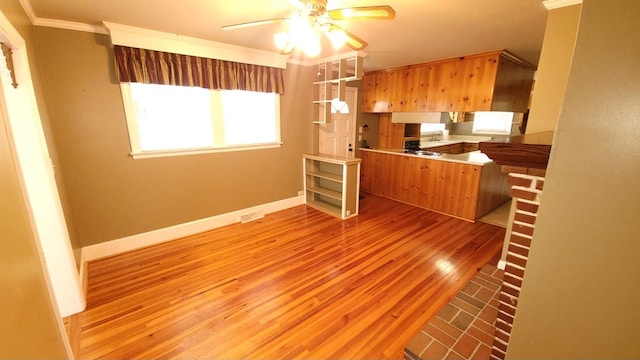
left=287, top=50, right=367, bottom=67
left=17, top=0, right=36, bottom=24
left=543, top=0, right=582, bottom=10
left=34, top=18, right=108, bottom=34
left=103, top=22, right=288, bottom=69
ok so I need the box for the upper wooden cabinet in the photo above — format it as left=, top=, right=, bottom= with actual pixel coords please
left=361, top=50, right=536, bottom=113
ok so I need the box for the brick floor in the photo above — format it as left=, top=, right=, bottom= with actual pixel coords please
left=404, top=261, right=503, bottom=360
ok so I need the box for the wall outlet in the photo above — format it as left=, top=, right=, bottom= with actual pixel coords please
left=297, top=190, right=304, bottom=196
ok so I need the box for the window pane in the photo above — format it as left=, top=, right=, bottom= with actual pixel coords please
left=130, top=83, right=213, bottom=151
left=472, top=111, right=514, bottom=135
left=221, top=90, right=277, bottom=145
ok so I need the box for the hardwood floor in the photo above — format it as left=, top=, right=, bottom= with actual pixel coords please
left=65, top=194, right=504, bottom=359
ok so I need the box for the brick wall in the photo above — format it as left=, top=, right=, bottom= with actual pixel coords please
left=491, top=166, right=546, bottom=360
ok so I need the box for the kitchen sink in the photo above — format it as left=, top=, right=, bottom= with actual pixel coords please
left=416, top=150, right=442, bottom=157
left=403, top=149, right=442, bottom=157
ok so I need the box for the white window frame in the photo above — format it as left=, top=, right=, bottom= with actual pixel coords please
left=472, top=111, right=515, bottom=135
left=120, top=83, right=282, bottom=159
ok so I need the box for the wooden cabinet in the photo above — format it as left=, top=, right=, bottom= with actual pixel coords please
left=359, top=150, right=510, bottom=221
left=303, top=154, right=361, bottom=219
left=425, top=142, right=478, bottom=154
left=361, top=50, right=535, bottom=113
left=463, top=142, right=479, bottom=153
left=426, top=143, right=465, bottom=154
left=313, top=56, right=363, bottom=124
left=378, top=113, right=405, bottom=149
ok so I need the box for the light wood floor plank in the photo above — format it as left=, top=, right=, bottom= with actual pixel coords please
left=66, top=194, right=504, bottom=359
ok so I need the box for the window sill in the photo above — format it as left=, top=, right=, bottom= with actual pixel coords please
left=130, top=142, right=283, bottom=159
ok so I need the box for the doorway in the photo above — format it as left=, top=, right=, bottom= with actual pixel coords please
left=318, top=86, right=357, bottom=158
left=0, top=10, right=84, bottom=317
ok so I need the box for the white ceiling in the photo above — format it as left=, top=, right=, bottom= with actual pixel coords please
left=26, top=0, right=549, bottom=71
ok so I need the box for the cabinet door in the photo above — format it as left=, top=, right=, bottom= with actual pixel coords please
left=361, top=72, right=377, bottom=112
left=362, top=71, right=392, bottom=113
left=378, top=114, right=404, bottom=149
left=458, top=54, right=500, bottom=111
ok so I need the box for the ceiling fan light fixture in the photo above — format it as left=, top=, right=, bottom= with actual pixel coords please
left=224, top=1, right=395, bottom=56
left=274, top=32, right=290, bottom=51
left=327, top=28, right=347, bottom=49
left=302, top=32, right=322, bottom=57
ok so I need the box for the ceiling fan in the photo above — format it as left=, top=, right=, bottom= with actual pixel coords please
left=222, top=0, right=396, bottom=56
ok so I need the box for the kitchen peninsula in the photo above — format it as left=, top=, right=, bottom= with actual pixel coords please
left=359, top=147, right=510, bottom=222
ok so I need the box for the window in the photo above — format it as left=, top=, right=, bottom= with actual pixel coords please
left=472, top=111, right=515, bottom=135
left=121, top=83, right=281, bottom=159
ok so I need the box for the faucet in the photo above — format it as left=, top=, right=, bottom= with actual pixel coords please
left=430, top=130, right=443, bottom=141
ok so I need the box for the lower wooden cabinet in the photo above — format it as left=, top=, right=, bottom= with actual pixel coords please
left=424, top=142, right=480, bottom=155
left=303, top=154, right=361, bottom=219
left=359, top=150, right=510, bottom=221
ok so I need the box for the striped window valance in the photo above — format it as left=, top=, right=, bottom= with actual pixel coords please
left=113, top=45, right=285, bottom=94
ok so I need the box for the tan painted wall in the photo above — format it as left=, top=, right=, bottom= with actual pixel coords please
left=0, top=1, right=72, bottom=357
left=0, top=0, right=79, bottom=255
left=0, top=103, right=70, bottom=359
left=508, top=0, right=640, bottom=358
left=33, top=27, right=314, bottom=247
left=0, top=43, right=69, bottom=360
left=525, top=5, right=580, bottom=134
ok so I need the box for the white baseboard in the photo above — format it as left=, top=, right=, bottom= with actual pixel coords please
left=497, top=259, right=507, bottom=270
left=80, top=195, right=304, bottom=267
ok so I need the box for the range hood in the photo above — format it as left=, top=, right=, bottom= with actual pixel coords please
left=391, top=112, right=443, bottom=124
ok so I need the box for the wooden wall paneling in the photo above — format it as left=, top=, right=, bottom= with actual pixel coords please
left=398, top=155, right=418, bottom=203
left=361, top=50, right=534, bottom=113
left=431, top=159, right=448, bottom=213
left=370, top=151, right=384, bottom=194
left=413, top=65, right=431, bottom=111
left=381, top=152, right=395, bottom=198
left=475, top=162, right=511, bottom=219
left=360, top=151, right=502, bottom=221
left=463, top=54, right=500, bottom=111
left=448, top=57, right=471, bottom=112
left=359, top=151, right=371, bottom=192
left=436, top=60, right=459, bottom=112
left=391, top=69, right=410, bottom=112
left=370, top=152, right=384, bottom=195
left=417, top=158, right=435, bottom=210
left=378, top=114, right=405, bottom=149
left=404, top=66, right=421, bottom=112
left=374, top=71, right=391, bottom=113
left=386, top=70, right=399, bottom=112
left=361, top=73, right=376, bottom=112
left=442, top=161, right=459, bottom=216
left=492, top=54, right=536, bottom=113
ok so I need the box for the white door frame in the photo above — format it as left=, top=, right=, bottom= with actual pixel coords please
left=318, top=86, right=358, bottom=157
left=0, top=11, right=85, bottom=317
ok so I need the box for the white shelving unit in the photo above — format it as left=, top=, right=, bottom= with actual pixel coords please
left=313, top=55, right=364, bottom=124
left=303, top=153, right=361, bottom=219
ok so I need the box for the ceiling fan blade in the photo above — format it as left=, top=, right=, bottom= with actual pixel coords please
left=328, top=5, right=396, bottom=20
left=222, top=18, right=287, bottom=31
left=328, top=24, right=368, bottom=50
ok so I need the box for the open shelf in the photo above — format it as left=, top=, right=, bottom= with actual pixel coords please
left=312, top=55, right=363, bottom=124
left=303, top=154, right=361, bottom=220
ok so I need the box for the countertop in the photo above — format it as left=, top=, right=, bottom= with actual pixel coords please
left=360, top=135, right=496, bottom=165
left=419, top=135, right=493, bottom=149
left=359, top=148, right=494, bottom=165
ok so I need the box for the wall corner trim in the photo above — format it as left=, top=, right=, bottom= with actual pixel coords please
left=497, top=260, right=507, bottom=270
left=80, top=195, right=305, bottom=268
left=543, top=0, right=582, bottom=10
